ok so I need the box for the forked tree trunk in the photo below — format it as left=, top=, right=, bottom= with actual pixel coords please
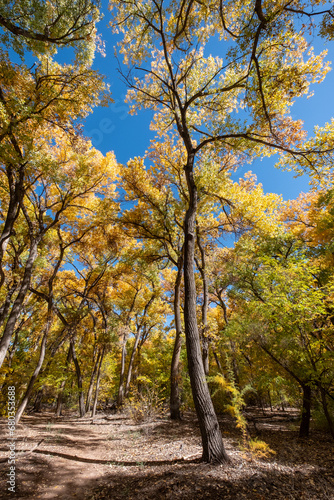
left=183, top=158, right=229, bottom=463
left=170, top=255, right=183, bottom=420
left=299, top=384, right=311, bottom=438
left=70, top=338, right=85, bottom=417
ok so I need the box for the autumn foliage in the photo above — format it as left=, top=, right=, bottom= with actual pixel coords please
left=0, top=0, right=334, bottom=466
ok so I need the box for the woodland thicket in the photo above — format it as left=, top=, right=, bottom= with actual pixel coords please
left=0, top=0, right=333, bottom=464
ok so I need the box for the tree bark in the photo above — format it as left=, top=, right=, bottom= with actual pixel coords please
left=299, top=384, right=311, bottom=438
left=183, top=157, right=229, bottom=463
left=170, top=254, right=184, bottom=420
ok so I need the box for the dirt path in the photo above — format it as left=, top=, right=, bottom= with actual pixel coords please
left=0, top=409, right=333, bottom=499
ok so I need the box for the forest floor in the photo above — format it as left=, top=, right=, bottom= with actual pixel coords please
left=0, top=408, right=333, bottom=499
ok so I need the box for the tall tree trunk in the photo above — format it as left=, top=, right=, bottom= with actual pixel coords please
left=212, top=349, right=223, bottom=373
left=91, top=348, right=105, bottom=418
left=0, top=164, right=25, bottom=289
left=124, top=327, right=141, bottom=398
left=56, top=380, right=66, bottom=417
left=299, top=384, right=311, bottom=438
left=0, top=239, right=39, bottom=367
left=196, top=231, right=210, bottom=375
left=170, top=256, right=183, bottom=420
left=117, top=329, right=128, bottom=407
left=33, top=388, right=44, bottom=412
left=15, top=309, right=53, bottom=424
left=319, top=385, right=334, bottom=439
left=55, top=346, right=71, bottom=417
left=85, top=349, right=101, bottom=414
left=70, top=338, right=85, bottom=417
left=183, top=158, right=229, bottom=463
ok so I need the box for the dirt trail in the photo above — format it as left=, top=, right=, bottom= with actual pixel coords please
left=0, top=409, right=333, bottom=499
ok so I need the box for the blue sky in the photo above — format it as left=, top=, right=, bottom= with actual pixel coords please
left=83, top=3, right=334, bottom=201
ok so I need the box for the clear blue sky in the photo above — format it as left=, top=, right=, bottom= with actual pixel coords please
left=83, top=2, right=334, bottom=201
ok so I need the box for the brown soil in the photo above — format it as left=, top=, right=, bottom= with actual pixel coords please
left=0, top=409, right=333, bottom=499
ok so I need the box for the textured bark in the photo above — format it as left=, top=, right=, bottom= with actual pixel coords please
left=170, top=255, right=184, bottom=420
left=299, top=384, right=311, bottom=438
left=183, top=157, right=229, bottom=464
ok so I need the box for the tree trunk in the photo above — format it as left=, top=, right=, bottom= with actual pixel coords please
left=0, top=164, right=25, bottom=290
left=183, top=158, right=229, bottom=463
left=202, top=338, right=209, bottom=376
left=196, top=231, right=210, bottom=375
left=319, top=385, right=334, bottom=439
left=0, top=239, right=39, bottom=367
left=212, top=349, right=223, bottom=373
left=70, top=338, right=85, bottom=417
left=170, top=255, right=183, bottom=420
left=117, top=329, right=127, bottom=407
left=124, top=327, right=141, bottom=398
left=56, top=380, right=65, bottom=417
left=33, top=388, right=44, bottom=412
left=55, top=346, right=71, bottom=417
left=91, top=348, right=105, bottom=418
left=299, top=384, right=311, bottom=438
left=15, top=310, right=53, bottom=424
left=85, top=349, right=101, bottom=414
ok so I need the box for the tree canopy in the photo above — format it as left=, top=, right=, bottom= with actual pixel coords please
left=0, top=0, right=333, bottom=468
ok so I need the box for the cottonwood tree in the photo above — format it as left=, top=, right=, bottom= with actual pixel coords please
left=120, top=143, right=186, bottom=418
left=110, top=0, right=332, bottom=463
left=225, top=217, right=334, bottom=438
left=0, top=0, right=103, bottom=65
left=0, top=129, right=118, bottom=367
